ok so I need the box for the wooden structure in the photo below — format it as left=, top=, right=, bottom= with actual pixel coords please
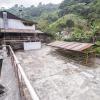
left=48, top=41, right=95, bottom=65
left=0, top=11, right=51, bottom=49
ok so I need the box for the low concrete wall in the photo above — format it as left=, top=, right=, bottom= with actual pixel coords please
left=24, top=42, right=41, bottom=50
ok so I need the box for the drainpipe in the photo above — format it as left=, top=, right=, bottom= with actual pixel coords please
left=3, top=11, right=8, bottom=45
left=0, top=49, right=3, bottom=76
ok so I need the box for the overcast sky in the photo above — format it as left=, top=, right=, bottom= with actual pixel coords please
left=0, top=0, right=63, bottom=8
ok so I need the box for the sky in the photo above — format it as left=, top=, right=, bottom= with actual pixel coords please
left=0, top=0, right=63, bottom=8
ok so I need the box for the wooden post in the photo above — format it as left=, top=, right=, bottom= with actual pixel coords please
left=86, top=52, right=89, bottom=65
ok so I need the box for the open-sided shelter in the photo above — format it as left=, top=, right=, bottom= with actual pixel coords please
left=48, top=41, right=95, bottom=64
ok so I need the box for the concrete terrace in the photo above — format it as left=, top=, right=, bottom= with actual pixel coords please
left=0, top=57, right=21, bottom=100
left=16, top=45, right=100, bottom=100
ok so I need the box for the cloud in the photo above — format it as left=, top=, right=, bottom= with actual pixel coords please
left=0, top=0, right=16, bottom=8
left=0, top=0, right=62, bottom=8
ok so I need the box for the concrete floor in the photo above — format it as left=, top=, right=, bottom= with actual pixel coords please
left=0, top=57, right=21, bottom=100
left=16, top=45, right=100, bottom=100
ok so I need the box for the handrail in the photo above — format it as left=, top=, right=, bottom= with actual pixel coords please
left=8, top=45, right=39, bottom=100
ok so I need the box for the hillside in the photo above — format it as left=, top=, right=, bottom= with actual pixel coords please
left=45, top=0, right=100, bottom=43
left=45, top=14, right=87, bottom=33
left=6, top=3, right=59, bottom=22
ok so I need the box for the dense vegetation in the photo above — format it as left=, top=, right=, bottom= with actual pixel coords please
left=46, top=0, right=100, bottom=41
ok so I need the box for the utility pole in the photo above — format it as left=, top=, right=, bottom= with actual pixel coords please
left=19, top=5, right=23, bottom=18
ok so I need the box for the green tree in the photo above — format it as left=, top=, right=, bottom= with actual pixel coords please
left=66, top=19, right=74, bottom=34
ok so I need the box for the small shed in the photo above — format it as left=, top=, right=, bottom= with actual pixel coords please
left=48, top=41, right=95, bottom=65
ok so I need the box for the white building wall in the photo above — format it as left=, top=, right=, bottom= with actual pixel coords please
left=0, top=18, right=35, bottom=30
left=0, top=18, right=4, bottom=28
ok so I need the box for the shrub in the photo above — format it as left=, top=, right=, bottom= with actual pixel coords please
left=95, top=41, right=100, bottom=46
left=71, top=28, right=91, bottom=42
left=95, top=47, right=100, bottom=54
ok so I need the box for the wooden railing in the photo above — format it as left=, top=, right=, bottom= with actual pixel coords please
left=7, top=45, right=40, bottom=100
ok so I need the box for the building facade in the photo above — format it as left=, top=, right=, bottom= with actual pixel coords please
left=0, top=11, right=51, bottom=49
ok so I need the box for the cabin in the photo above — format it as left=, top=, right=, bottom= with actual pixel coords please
left=0, top=11, right=51, bottom=49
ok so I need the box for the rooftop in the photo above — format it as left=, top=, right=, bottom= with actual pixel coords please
left=0, top=11, right=37, bottom=24
left=48, top=41, right=94, bottom=52
left=15, top=45, right=100, bottom=100
left=0, top=57, right=21, bottom=100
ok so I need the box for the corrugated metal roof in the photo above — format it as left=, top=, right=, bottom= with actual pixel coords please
left=0, top=11, right=37, bottom=24
left=48, top=41, right=94, bottom=52
left=0, top=29, right=44, bottom=34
